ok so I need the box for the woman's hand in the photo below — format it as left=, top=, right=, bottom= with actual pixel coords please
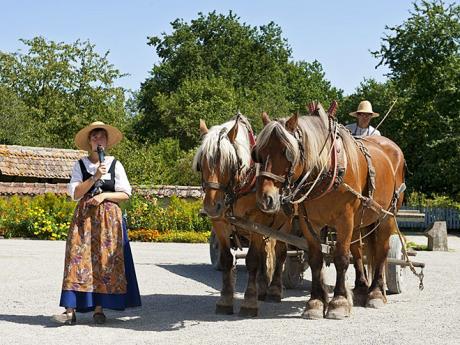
left=94, top=163, right=107, bottom=180
left=87, top=193, right=106, bottom=207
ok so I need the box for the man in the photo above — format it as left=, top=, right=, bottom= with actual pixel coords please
left=346, top=100, right=381, bottom=137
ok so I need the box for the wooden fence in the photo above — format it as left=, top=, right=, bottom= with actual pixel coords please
left=398, top=206, right=460, bottom=230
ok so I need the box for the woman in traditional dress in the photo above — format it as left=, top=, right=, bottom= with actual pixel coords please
left=52, top=121, right=141, bottom=325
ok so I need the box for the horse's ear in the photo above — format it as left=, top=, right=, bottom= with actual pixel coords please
left=327, top=100, right=338, bottom=118
left=262, top=112, right=271, bottom=127
left=285, top=113, right=298, bottom=132
left=227, top=120, right=238, bottom=143
left=199, top=119, right=208, bottom=135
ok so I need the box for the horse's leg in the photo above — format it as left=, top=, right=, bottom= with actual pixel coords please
left=239, top=234, right=264, bottom=317
left=297, top=214, right=328, bottom=319
left=366, top=218, right=393, bottom=308
left=326, top=217, right=354, bottom=320
left=350, top=230, right=369, bottom=306
left=256, top=240, right=271, bottom=301
left=214, top=221, right=236, bottom=315
left=266, top=240, right=287, bottom=303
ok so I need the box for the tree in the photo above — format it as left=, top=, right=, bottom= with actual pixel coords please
left=137, top=12, right=341, bottom=148
left=0, top=37, right=128, bottom=148
left=372, top=0, right=460, bottom=196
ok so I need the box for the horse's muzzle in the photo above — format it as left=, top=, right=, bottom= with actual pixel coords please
left=257, top=192, right=280, bottom=214
left=203, top=200, right=225, bottom=219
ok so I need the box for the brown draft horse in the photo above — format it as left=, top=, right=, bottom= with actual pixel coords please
left=252, top=103, right=405, bottom=319
left=193, top=115, right=290, bottom=316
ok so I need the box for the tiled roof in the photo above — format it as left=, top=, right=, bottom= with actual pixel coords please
left=0, top=182, right=204, bottom=198
left=0, top=145, right=87, bottom=179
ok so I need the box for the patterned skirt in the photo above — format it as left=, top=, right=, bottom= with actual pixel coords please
left=59, top=196, right=141, bottom=312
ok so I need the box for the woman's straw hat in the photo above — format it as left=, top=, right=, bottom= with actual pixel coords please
left=349, top=100, right=379, bottom=118
left=75, top=121, right=123, bottom=151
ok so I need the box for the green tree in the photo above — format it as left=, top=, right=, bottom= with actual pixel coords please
left=0, top=37, right=128, bottom=148
left=373, top=0, right=460, bottom=196
left=137, top=11, right=341, bottom=147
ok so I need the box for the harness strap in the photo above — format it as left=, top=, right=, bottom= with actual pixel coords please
left=342, top=183, right=394, bottom=217
left=258, top=171, right=286, bottom=183
left=203, top=181, right=228, bottom=191
left=355, top=139, right=376, bottom=197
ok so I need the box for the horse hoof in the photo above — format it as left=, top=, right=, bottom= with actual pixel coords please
left=326, top=307, right=350, bottom=320
left=215, top=304, right=234, bottom=315
left=302, top=308, right=324, bottom=320
left=366, top=298, right=385, bottom=309
left=258, top=294, right=267, bottom=301
left=265, top=294, right=282, bottom=303
left=238, top=306, right=258, bottom=317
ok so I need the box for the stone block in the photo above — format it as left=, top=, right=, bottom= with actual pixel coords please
left=424, top=221, right=448, bottom=251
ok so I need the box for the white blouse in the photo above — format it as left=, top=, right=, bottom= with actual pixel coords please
left=67, top=156, right=132, bottom=201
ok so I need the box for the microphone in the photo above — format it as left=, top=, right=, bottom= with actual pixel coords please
left=97, top=145, right=105, bottom=163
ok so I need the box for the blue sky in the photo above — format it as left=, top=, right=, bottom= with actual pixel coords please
left=1, top=0, right=417, bottom=95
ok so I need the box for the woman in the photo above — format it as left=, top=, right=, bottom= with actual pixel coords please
left=52, top=121, right=141, bottom=325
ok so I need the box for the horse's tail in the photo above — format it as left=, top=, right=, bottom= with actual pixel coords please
left=264, top=238, right=277, bottom=284
left=362, top=225, right=377, bottom=286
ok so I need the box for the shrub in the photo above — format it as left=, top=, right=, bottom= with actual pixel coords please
left=0, top=194, right=75, bottom=240
left=405, top=191, right=460, bottom=210
left=0, top=193, right=210, bottom=242
left=123, top=194, right=211, bottom=233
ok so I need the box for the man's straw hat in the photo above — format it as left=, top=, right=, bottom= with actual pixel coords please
left=75, top=121, right=123, bottom=152
left=349, top=100, right=379, bottom=118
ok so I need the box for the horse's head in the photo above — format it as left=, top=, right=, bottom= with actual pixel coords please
left=252, top=113, right=304, bottom=213
left=193, top=116, right=252, bottom=219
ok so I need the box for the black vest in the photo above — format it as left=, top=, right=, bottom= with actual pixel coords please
left=78, top=158, right=117, bottom=195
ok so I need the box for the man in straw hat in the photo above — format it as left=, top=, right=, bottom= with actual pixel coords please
left=346, top=100, right=381, bottom=137
left=52, top=121, right=141, bottom=325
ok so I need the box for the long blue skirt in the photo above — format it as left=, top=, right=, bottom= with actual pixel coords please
left=59, top=217, right=141, bottom=312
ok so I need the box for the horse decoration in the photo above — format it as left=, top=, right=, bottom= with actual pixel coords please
left=252, top=102, right=407, bottom=319
left=193, top=114, right=290, bottom=316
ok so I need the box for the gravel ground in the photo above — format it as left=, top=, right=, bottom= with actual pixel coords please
left=0, top=233, right=459, bottom=345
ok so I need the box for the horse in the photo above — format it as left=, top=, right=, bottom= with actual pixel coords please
left=193, top=114, right=290, bottom=316
left=251, top=102, right=406, bottom=319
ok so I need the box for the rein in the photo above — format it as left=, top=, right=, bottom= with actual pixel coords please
left=256, top=115, right=341, bottom=207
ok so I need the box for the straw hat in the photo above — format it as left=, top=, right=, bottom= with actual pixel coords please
left=349, top=100, right=379, bottom=118
left=74, top=121, right=123, bottom=151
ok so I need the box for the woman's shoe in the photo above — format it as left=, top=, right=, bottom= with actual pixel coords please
left=93, top=312, right=106, bottom=324
left=51, top=311, right=76, bottom=325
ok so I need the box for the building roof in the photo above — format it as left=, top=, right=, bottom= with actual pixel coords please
left=0, top=145, right=87, bottom=179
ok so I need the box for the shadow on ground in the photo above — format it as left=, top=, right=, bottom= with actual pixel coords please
left=0, top=263, right=312, bottom=331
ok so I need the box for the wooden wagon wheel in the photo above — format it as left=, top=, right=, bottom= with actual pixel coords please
left=209, top=230, right=223, bottom=271
left=282, top=249, right=309, bottom=289
left=385, top=233, right=407, bottom=294
left=282, top=217, right=309, bottom=289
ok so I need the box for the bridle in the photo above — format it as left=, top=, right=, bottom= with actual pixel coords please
left=255, top=115, right=338, bottom=207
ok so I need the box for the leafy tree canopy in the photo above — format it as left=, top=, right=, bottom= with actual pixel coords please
left=371, top=0, right=460, bottom=196
left=137, top=11, right=341, bottom=148
left=0, top=37, right=128, bottom=148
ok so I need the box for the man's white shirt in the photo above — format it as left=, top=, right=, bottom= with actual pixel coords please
left=345, top=123, right=381, bottom=137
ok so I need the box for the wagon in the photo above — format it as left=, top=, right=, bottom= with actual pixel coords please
left=209, top=209, right=426, bottom=293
